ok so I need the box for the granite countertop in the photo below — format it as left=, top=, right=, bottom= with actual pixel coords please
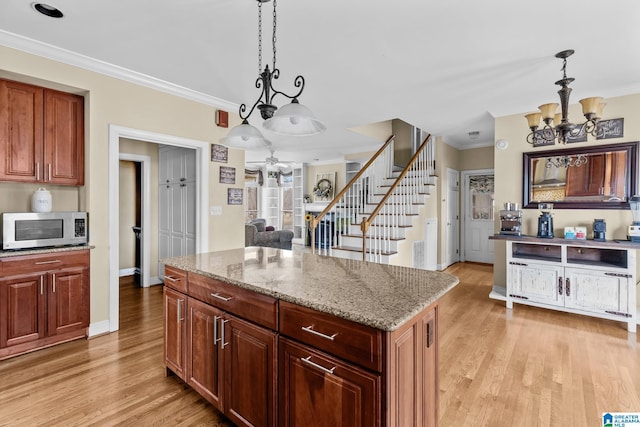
left=163, top=247, right=459, bottom=332
left=0, top=245, right=93, bottom=258
left=489, top=234, right=640, bottom=249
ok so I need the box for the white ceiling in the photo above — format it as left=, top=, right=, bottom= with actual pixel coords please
left=1, top=0, right=640, bottom=164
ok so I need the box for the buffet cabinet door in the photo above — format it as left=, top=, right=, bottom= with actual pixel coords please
left=279, top=337, right=380, bottom=427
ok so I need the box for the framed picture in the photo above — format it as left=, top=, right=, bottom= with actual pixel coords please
left=219, top=166, right=236, bottom=184
left=597, top=118, right=624, bottom=140
left=211, top=143, right=228, bottom=163
left=227, top=188, right=243, bottom=205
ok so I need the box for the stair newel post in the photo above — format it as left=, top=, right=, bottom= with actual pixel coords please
left=310, top=217, right=317, bottom=254
left=360, top=218, right=370, bottom=262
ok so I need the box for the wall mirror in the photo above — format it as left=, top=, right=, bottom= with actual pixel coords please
left=522, top=141, right=639, bottom=209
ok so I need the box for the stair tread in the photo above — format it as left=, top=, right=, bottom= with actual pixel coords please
left=353, top=222, right=412, bottom=228
left=332, top=245, right=398, bottom=256
left=342, top=234, right=404, bottom=241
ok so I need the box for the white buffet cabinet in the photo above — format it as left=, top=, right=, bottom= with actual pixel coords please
left=496, top=236, right=638, bottom=332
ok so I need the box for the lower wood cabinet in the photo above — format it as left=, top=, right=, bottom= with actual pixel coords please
left=164, top=267, right=439, bottom=427
left=0, top=250, right=90, bottom=360
left=279, top=337, right=380, bottom=427
left=165, top=276, right=277, bottom=427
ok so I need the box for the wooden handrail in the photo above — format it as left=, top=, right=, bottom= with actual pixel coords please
left=360, top=134, right=432, bottom=258
left=310, top=134, right=395, bottom=251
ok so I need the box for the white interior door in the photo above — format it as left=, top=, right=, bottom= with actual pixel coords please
left=462, top=170, right=495, bottom=264
left=445, top=168, right=460, bottom=268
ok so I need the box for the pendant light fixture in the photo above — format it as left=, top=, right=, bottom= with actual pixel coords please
left=221, top=0, right=325, bottom=149
left=525, top=50, right=605, bottom=145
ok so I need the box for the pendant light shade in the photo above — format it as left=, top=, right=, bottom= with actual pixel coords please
left=220, top=119, right=268, bottom=149
left=263, top=99, right=326, bottom=136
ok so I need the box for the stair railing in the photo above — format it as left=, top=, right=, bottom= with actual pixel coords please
left=310, top=135, right=396, bottom=255
left=360, top=134, right=434, bottom=262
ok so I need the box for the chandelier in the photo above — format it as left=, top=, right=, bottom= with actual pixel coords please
left=525, top=50, right=605, bottom=145
left=221, top=0, right=325, bottom=149
left=545, top=154, right=587, bottom=168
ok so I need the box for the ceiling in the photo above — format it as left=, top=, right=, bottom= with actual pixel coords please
left=1, top=0, right=640, bottom=164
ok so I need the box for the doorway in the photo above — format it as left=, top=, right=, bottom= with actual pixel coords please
left=461, top=169, right=495, bottom=264
left=119, top=154, right=151, bottom=287
left=107, top=125, right=210, bottom=334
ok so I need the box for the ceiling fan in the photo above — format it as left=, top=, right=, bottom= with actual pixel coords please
left=247, top=147, right=296, bottom=168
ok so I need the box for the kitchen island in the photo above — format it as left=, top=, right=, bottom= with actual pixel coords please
left=162, top=247, right=459, bottom=427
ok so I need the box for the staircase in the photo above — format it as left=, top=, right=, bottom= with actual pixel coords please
left=310, top=134, right=436, bottom=264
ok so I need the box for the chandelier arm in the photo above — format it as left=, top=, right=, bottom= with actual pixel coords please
left=239, top=77, right=268, bottom=121
left=266, top=73, right=306, bottom=104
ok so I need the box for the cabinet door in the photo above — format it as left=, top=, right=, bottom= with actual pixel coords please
left=224, top=314, right=277, bottom=427
left=509, top=262, right=564, bottom=307
left=47, top=267, right=89, bottom=337
left=564, top=268, right=633, bottom=317
left=0, top=273, right=46, bottom=348
left=279, top=337, right=380, bottom=427
left=187, top=298, right=224, bottom=411
left=43, top=89, right=84, bottom=185
left=164, top=287, right=187, bottom=380
left=0, top=79, right=43, bottom=182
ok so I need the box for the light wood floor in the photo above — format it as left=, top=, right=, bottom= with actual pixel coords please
left=0, top=264, right=638, bottom=426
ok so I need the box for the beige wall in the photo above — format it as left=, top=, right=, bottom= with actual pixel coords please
left=459, top=146, right=494, bottom=171
left=493, top=92, right=640, bottom=287
left=392, top=119, right=413, bottom=167
left=0, top=182, right=80, bottom=213
left=0, top=45, right=245, bottom=326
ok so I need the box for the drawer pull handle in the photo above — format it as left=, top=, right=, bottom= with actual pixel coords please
left=164, top=275, right=179, bottom=283
left=301, top=356, right=336, bottom=375
left=35, top=260, right=61, bottom=265
left=301, top=325, right=338, bottom=341
left=214, top=315, right=220, bottom=345
left=211, top=292, right=233, bottom=302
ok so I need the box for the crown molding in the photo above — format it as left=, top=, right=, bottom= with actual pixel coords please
left=0, top=29, right=239, bottom=112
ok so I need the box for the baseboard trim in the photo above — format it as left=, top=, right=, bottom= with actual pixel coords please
left=88, top=320, right=110, bottom=338
left=149, top=276, right=163, bottom=286
left=489, top=285, right=506, bottom=301
left=119, top=268, right=136, bottom=277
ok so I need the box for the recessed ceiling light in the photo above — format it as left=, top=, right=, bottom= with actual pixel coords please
left=32, top=3, right=64, bottom=18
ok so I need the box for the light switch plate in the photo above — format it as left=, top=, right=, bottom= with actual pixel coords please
left=210, top=206, right=222, bottom=216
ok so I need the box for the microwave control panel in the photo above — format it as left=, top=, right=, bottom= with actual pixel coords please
left=75, top=218, right=86, bottom=237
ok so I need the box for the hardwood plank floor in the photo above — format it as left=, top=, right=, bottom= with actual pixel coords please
left=0, top=265, right=638, bottom=426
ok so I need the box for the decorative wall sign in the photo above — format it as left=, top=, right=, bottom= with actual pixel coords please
left=219, top=166, right=236, bottom=184
left=227, top=188, right=243, bottom=205
left=211, top=143, right=228, bottom=163
left=596, top=118, right=624, bottom=140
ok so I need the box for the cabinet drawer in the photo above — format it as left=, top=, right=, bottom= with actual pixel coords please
left=279, top=301, right=382, bottom=372
left=188, top=273, right=277, bottom=330
left=0, top=250, right=89, bottom=276
left=164, top=266, right=188, bottom=293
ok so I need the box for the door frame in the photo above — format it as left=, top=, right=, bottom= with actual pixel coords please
left=108, top=125, right=209, bottom=333
left=444, top=168, right=460, bottom=269
left=119, top=153, right=151, bottom=287
left=460, top=168, right=495, bottom=263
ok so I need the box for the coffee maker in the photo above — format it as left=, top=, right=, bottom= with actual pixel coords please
left=500, top=202, right=523, bottom=236
left=537, top=203, right=554, bottom=238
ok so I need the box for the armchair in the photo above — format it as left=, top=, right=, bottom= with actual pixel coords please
left=245, top=218, right=294, bottom=250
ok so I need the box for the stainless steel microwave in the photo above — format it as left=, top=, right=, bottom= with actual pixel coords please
left=1, top=212, right=88, bottom=250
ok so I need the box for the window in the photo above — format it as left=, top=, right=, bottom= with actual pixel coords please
left=469, top=175, right=494, bottom=220
left=244, top=169, right=261, bottom=222
left=280, top=171, right=293, bottom=231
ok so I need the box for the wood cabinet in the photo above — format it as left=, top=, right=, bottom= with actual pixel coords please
left=506, top=240, right=637, bottom=332
left=0, top=249, right=90, bottom=360
left=0, top=79, right=84, bottom=185
left=164, top=266, right=440, bottom=427
left=164, top=270, right=278, bottom=427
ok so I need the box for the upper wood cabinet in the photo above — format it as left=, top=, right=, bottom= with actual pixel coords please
left=0, top=79, right=84, bottom=186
